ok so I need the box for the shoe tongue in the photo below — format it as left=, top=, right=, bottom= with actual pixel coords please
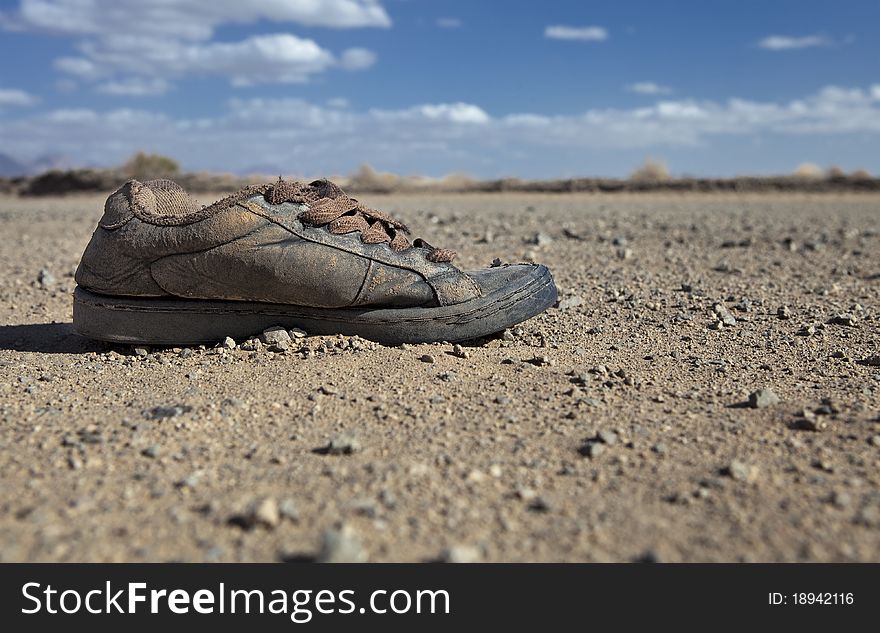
left=309, top=178, right=346, bottom=200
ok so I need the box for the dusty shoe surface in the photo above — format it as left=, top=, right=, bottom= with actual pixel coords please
left=73, top=178, right=557, bottom=344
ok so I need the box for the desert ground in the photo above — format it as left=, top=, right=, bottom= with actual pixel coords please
left=0, top=190, right=878, bottom=562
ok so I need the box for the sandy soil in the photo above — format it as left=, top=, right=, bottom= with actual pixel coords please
left=1, top=191, right=878, bottom=562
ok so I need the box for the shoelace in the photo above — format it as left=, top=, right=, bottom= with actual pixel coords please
left=265, top=178, right=456, bottom=263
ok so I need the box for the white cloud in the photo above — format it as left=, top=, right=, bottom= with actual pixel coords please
left=0, top=87, right=38, bottom=106
left=436, top=18, right=461, bottom=28
left=53, top=56, right=99, bottom=79
left=3, top=0, right=386, bottom=92
left=339, top=47, right=377, bottom=71
left=627, top=81, right=673, bottom=95
left=2, top=0, right=391, bottom=35
left=545, top=25, right=608, bottom=42
left=2, top=85, right=880, bottom=175
left=758, top=35, right=830, bottom=50
left=97, top=78, right=170, bottom=96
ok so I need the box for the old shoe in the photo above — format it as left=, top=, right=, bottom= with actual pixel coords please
left=73, top=178, right=557, bottom=345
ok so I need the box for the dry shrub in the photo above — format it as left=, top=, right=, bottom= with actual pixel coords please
left=346, top=163, right=401, bottom=193
left=792, top=163, right=823, bottom=179
left=827, top=165, right=846, bottom=179
left=123, top=152, right=180, bottom=181
left=851, top=168, right=872, bottom=179
left=437, top=172, right=476, bottom=191
left=629, top=159, right=670, bottom=182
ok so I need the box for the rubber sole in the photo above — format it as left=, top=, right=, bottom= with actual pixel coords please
left=72, top=265, right=557, bottom=345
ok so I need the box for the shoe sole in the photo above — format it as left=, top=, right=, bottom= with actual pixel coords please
left=73, top=265, right=557, bottom=345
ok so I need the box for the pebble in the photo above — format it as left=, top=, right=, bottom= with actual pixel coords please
left=748, top=388, right=780, bottom=409
left=419, top=354, right=435, bottom=363
left=827, top=313, right=857, bottom=327
left=556, top=296, right=583, bottom=310
left=443, top=545, right=482, bottom=563
left=777, top=306, right=792, bottom=320
left=37, top=269, right=56, bottom=287
left=724, top=460, right=758, bottom=483
left=325, top=434, right=361, bottom=455
left=579, top=441, right=605, bottom=458
left=141, top=404, right=192, bottom=420
left=792, top=416, right=826, bottom=432
left=860, top=356, right=880, bottom=367
left=318, top=525, right=367, bottom=563
left=279, top=498, right=300, bottom=521
left=451, top=344, right=469, bottom=359
left=597, top=429, right=619, bottom=446
left=221, top=337, right=236, bottom=350
left=141, top=445, right=160, bottom=458
left=529, top=232, right=553, bottom=247
left=234, top=497, right=280, bottom=529
left=288, top=328, right=308, bottom=339
left=713, top=303, right=737, bottom=326
left=259, top=326, right=291, bottom=346
left=132, top=346, right=150, bottom=357
left=526, top=355, right=554, bottom=367
left=870, top=435, right=880, bottom=447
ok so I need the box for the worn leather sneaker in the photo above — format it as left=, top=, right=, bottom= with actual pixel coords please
left=73, top=178, right=557, bottom=345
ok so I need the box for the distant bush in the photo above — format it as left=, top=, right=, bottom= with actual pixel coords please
left=851, top=168, right=872, bottom=179
left=629, top=159, right=670, bottom=182
left=792, top=163, right=823, bottom=179
left=827, top=165, right=846, bottom=179
left=346, top=163, right=400, bottom=193
left=123, top=152, right=180, bottom=181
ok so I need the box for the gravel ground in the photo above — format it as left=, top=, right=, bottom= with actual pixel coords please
left=1, top=191, right=878, bottom=562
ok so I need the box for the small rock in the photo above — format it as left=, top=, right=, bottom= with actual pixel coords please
left=233, top=497, right=280, bottom=529
left=288, top=328, right=308, bottom=339
left=777, top=306, right=792, bottom=320
left=259, top=326, right=291, bottom=346
left=556, top=296, right=583, bottom=310
left=870, top=435, right=880, bottom=447
left=830, top=491, right=852, bottom=509
left=526, top=355, right=554, bottom=367
left=748, top=388, right=780, bottom=409
left=443, top=545, right=482, bottom=563
left=797, top=325, right=816, bottom=336
left=325, top=434, right=361, bottom=455
left=579, top=441, right=605, bottom=458
left=318, top=524, right=367, bottom=563
left=827, top=313, right=858, bottom=327
left=723, top=460, right=758, bottom=483
left=37, top=269, right=56, bottom=287
left=451, top=344, right=469, bottom=359
left=141, top=445, right=160, bottom=458
left=859, top=356, right=880, bottom=367
left=713, top=303, right=737, bottom=326
left=132, top=346, right=150, bottom=357
left=529, top=232, right=553, bottom=247
left=141, top=404, right=192, bottom=420
left=616, top=247, right=633, bottom=260
left=419, top=354, right=435, bottom=363
left=792, top=417, right=826, bottom=432
left=279, top=498, right=300, bottom=521
left=597, top=429, right=618, bottom=446
left=221, top=336, right=236, bottom=350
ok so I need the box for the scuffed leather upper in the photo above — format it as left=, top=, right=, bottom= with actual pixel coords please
left=75, top=179, right=482, bottom=309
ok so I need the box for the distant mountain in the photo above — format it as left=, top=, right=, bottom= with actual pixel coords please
left=0, top=153, right=28, bottom=177
left=0, top=153, right=74, bottom=177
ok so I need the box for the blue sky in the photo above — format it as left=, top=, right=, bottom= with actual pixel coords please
left=1, top=0, right=878, bottom=178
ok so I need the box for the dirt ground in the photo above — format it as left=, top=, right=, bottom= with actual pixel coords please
left=1, top=191, right=878, bottom=562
